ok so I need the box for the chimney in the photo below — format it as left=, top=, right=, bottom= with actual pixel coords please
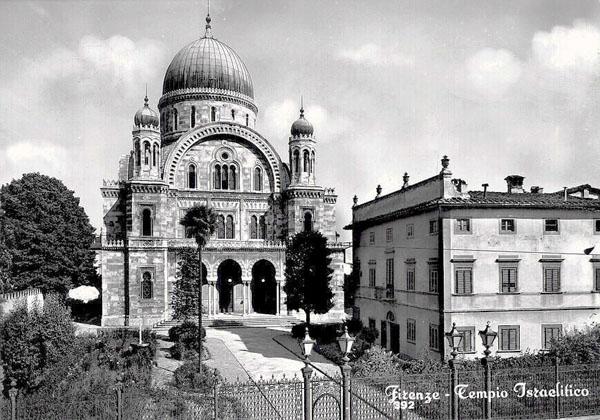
left=402, top=172, right=410, bottom=189
left=563, top=186, right=568, bottom=201
left=376, top=185, right=382, bottom=198
left=505, top=175, right=525, bottom=194
left=352, top=195, right=358, bottom=207
left=452, top=178, right=468, bottom=193
left=482, top=183, right=489, bottom=197
left=530, top=186, right=543, bottom=194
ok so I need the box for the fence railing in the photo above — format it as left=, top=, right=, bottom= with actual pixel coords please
left=2, top=362, right=600, bottom=419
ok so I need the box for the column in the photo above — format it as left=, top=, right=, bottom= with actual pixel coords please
left=208, top=276, right=217, bottom=316
left=163, top=247, right=169, bottom=321
left=276, top=279, right=282, bottom=316
left=242, top=276, right=251, bottom=316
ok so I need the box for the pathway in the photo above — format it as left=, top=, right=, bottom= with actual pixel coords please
left=205, top=327, right=339, bottom=381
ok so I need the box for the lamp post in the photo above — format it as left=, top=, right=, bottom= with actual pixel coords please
left=445, top=323, right=463, bottom=420
left=300, top=327, right=315, bottom=420
left=479, top=322, right=497, bottom=419
left=337, top=325, right=355, bottom=420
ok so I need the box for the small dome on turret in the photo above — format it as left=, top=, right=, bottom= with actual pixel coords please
left=290, top=106, right=314, bottom=137
left=134, top=95, right=159, bottom=128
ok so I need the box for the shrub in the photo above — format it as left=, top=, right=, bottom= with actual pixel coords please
left=352, top=346, right=403, bottom=378
left=174, top=360, right=221, bottom=393
left=169, top=321, right=205, bottom=347
left=346, top=318, right=363, bottom=335
left=0, top=296, right=76, bottom=392
left=358, top=326, right=379, bottom=344
left=291, top=322, right=342, bottom=344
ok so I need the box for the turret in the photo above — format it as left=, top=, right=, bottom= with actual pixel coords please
left=132, top=94, right=161, bottom=179
left=288, top=101, right=316, bottom=186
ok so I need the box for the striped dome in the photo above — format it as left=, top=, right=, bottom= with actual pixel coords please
left=162, top=36, right=254, bottom=99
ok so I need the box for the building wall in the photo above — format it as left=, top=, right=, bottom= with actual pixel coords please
left=354, top=209, right=442, bottom=359
left=443, top=208, right=600, bottom=359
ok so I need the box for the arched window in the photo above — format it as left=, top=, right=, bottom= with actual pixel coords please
left=217, top=215, right=225, bottom=239
left=173, top=109, right=178, bottom=131
left=211, top=107, right=216, bottom=122
left=303, top=150, right=309, bottom=172
left=142, top=208, right=152, bottom=236
left=191, top=106, right=196, bottom=128
left=311, top=151, right=315, bottom=174
left=293, top=150, right=300, bottom=174
left=188, top=164, right=196, bottom=189
left=229, top=166, right=236, bottom=190
left=134, top=141, right=140, bottom=166
left=214, top=164, right=221, bottom=189
left=141, top=271, right=153, bottom=299
left=226, top=215, right=234, bottom=239
left=250, top=215, right=258, bottom=239
left=259, top=215, right=266, bottom=239
left=245, top=114, right=249, bottom=126
left=153, top=144, right=158, bottom=167
left=143, top=142, right=151, bottom=166
left=254, top=167, right=262, bottom=191
left=303, top=212, right=313, bottom=232
left=221, top=165, right=229, bottom=190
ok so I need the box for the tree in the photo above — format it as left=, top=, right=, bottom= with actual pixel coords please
left=179, top=205, right=217, bottom=369
left=172, top=249, right=206, bottom=320
left=344, top=264, right=360, bottom=308
left=0, top=173, right=99, bottom=294
left=284, top=230, right=334, bottom=325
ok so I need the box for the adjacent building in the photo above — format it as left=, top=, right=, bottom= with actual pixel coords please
left=347, top=156, right=600, bottom=360
left=99, top=16, right=346, bottom=327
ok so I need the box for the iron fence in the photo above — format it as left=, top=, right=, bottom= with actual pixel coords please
left=2, top=362, right=600, bottom=419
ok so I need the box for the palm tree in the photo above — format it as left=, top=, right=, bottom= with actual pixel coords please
left=180, top=205, right=217, bottom=369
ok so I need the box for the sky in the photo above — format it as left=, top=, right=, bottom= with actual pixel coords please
left=2, top=0, right=600, bottom=240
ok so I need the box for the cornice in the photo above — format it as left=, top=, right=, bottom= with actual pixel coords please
left=158, top=88, right=258, bottom=114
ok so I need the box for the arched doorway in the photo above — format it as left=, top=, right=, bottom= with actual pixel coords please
left=251, top=260, right=276, bottom=314
left=217, top=260, right=242, bottom=313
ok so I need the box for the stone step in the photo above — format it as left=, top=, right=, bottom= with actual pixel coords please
left=153, top=315, right=299, bottom=333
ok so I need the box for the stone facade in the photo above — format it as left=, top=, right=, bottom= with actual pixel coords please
left=99, top=22, right=346, bottom=327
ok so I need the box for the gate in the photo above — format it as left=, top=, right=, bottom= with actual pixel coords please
left=312, top=376, right=342, bottom=420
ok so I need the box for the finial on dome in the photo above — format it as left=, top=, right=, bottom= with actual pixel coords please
left=204, top=0, right=213, bottom=38
left=144, top=83, right=148, bottom=106
left=300, top=95, right=304, bottom=118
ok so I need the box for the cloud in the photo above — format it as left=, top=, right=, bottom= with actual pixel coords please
left=0, top=141, right=70, bottom=185
left=0, top=35, right=166, bottom=112
left=337, top=43, right=413, bottom=67
left=6, top=141, right=68, bottom=168
left=465, top=48, right=522, bottom=99
left=77, top=35, right=166, bottom=90
left=532, top=20, right=600, bottom=74
left=261, top=98, right=351, bottom=141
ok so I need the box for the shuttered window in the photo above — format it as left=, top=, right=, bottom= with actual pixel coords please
left=542, top=325, right=562, bottom=349
left=407, top=319, right=416, bottom=343
left=501, top=268, right=518, bottom=293
left=457, top=327, right=474, bottom=353
left=429, top=266, right=438, bottom=293
left=406, top=266, right=415, bottom=291
left=429, top=324, right=439, bottom=350
left=499, top=326, right=520, bottom=351
left=543, top=267, right=561, bottom=292
left=595, top=268, right=600, bottom=292
left=455, top=269, right=472, bottom=294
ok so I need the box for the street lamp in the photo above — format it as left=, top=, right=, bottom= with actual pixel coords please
left=479, top=321, right=497, bottom=419
left=445, top=323, right=463, bottom=420
left=479, top=321, right=497, bottom=358
left=337, top=325, right=355, bottom=363
left=300, top=327, right=315, bottom=420
left=337, top=325, right=355, bottom=420
left=301, top=327, right=315, bottom=361
left=445, top=323, right=463, bottom=360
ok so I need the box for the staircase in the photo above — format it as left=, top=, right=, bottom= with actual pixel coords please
left=153, top=313, right=300, bottom=336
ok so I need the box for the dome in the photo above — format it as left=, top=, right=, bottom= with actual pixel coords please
left=162, top=17, right=254, bottom=99
left=134, top=95, right=159, bottom=127
left=291, top=107, right=314, bottom=136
